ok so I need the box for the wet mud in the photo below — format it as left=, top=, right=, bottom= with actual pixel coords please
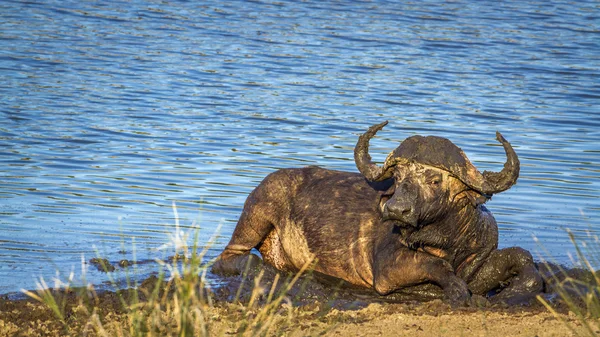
left=0, top=261, right=597, bottom=336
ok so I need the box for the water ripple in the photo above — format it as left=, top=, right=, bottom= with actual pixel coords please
left=0, top=0, right=598, bottom=294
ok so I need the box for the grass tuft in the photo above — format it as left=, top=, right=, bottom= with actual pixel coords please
left=537, top=229, right=600, bottom=336
left=21, top=203, right=318, bottom=336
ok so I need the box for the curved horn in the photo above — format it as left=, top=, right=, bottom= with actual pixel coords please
left=481, top=132, right=520, bottom=194
left=461, top=132, right=520, bottom=195
left=354, top=121, right=395, bottom=182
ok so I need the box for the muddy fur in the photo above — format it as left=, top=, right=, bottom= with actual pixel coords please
left=213, top=123, right=543, bottom=306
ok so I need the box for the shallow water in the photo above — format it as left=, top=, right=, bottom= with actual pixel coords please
left=1, top=0, right=599, bottom=295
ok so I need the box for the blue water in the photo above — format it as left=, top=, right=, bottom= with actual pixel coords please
left=1, top=0, right=599, bottom=295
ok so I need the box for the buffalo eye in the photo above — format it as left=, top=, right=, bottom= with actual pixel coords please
left=429, top=179, right=441, bottom=186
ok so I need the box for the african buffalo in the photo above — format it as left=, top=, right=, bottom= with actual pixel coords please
left=212, top=121, right=543, bottom=305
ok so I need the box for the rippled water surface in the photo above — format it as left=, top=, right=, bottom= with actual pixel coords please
left=1, top=0, right=599, bottom=295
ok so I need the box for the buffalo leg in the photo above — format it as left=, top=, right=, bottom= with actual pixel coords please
left=373, top=247, right=471, bottom=306
left=211, top=185, right=279, bottom=275
left=467, top=247, right=543, bottom=304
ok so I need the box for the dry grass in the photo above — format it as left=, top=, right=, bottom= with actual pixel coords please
left=21, top=203, right=319, bottom=336
left=537, top=229, right=600, bottom=337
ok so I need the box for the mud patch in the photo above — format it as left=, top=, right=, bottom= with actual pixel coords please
left=0, top=262, right=597, bottom=336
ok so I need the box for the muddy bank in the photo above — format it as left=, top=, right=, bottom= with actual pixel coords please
left=0, top=262, right=598, bottom=336
left=1, top=296, right=595, bottom=337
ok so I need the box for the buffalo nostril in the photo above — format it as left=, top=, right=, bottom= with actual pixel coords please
left=387, top=205, right=412, bottom=218
left=384, top=199, right=415, bottom=219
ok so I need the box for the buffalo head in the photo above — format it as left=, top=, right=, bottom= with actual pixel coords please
left=354, top=121, right=520, bottom=228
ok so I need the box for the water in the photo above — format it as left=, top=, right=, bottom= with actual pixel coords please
left=1, top=0, right=598, bottom=295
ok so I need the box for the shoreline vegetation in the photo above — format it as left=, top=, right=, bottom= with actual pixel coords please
left=2, top=210, right=599, bottom=336
left=1, top=260, right=599, bottom=337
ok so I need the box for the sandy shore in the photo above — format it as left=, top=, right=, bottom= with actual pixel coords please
left=0, top=295, right=595, bottom=337
left=1, top=262, right=597, bottom=336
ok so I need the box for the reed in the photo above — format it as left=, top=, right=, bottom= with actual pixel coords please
left=537, top=229, right=600, bottom=337
left=21, top=203, right=318, bottom=336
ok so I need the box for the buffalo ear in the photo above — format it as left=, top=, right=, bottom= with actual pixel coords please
left=378, top=184, right=396, bottom=212
left=464, top=190, right=489, bottom=207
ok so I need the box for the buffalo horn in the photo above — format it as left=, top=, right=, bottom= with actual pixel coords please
left=354, top=121, right=396, bottom=182
left=460, top=132, right=520, bottom=195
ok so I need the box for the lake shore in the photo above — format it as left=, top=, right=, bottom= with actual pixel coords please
left=1, top=262, right=597, bottom=336
left=0, top=290, right=593, bottom=337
